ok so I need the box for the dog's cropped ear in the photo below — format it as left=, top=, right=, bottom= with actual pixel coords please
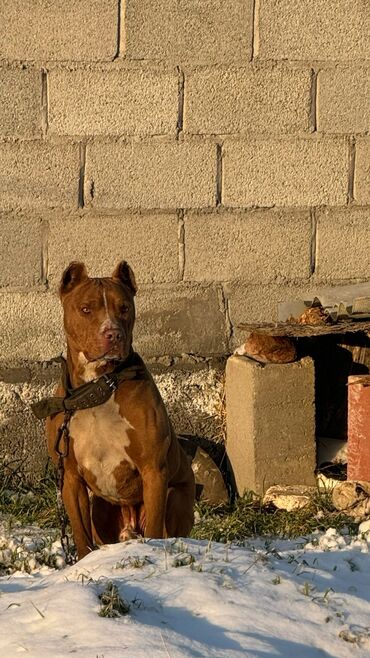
left=60, top=262, right=88, bottom=298
left=112, top=261, right=137, bottom=295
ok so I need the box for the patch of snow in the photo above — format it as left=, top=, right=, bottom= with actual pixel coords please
left=1, top=528, right=370, bottom=656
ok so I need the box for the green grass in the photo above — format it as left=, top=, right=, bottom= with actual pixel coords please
left=191, top=490, right=359, bottom=543
left=0, top=458, right=60, bottom=528
left=0, top=458, right=358, bottom=541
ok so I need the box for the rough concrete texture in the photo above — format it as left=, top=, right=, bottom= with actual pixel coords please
left=0, top=379, right=54, bottom=482
left=354, top=138, right=370, bottom=204
left=0, top=361, right=225, bottom=482
left=48, top=68, right=178, bottom=136
left=0, top=292, right=63, bottom=364
left=184, top=209, right=312, bottom=283
left=0, top=214, right=43, bottom=289
left=223, top=138, right=348, bottom=207
left=0, top=141, right=79, bottom=210
left=258, top=0, right=370, bottom=61
left=317, top=68, right=370, bottom=134
left=0, top=68, right=41, bottom=137
left=134, top=284, right=228, bottom=357
left=316, top=208, right=370, bottom=282
left=47, top=213, right=180, bottom=287
left=125, top=0, right=253, bottom=64
left=85, top=140, right=217, bottom=209
left=0, top=284, right=228, bottom=364
left=225, top=355, right=316, bottom=494
left=185, top=66, right=311, bottom=135
left=0, top=0, right=118, bottom=61
left=155, top=366, right=225, bottom=442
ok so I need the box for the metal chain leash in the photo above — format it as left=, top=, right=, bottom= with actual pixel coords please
left=54, top=411, right=75, bottom=566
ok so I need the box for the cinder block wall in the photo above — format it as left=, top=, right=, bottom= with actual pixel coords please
left=0, top=0, right=370, bottom=365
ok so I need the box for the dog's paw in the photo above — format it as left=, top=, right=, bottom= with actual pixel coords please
left=119, top=526, right=138, bottom=542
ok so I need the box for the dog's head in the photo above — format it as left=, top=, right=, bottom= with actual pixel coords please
left=60, top=261, right=137, bottom=369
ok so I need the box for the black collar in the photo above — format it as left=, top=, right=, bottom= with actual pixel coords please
left=31, top=351, right=145, bottom=420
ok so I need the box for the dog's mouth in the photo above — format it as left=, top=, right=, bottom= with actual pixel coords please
left=84, top=347, right=126, bottom=364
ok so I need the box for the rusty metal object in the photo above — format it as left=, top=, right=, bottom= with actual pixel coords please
left=347, top=375, right=370, bottom=482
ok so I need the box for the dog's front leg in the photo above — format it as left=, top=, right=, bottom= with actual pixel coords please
left=141, top=466, right=168, bottom=538
left=62, top=472, right=94, bottom=560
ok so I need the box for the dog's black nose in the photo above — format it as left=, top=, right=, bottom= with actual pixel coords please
left=103, top=328, right=122, bottom=343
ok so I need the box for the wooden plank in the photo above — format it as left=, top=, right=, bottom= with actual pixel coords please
left=237, top=320, right=370, bottom=337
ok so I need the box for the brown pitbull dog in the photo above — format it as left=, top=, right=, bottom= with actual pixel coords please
left=47, top=261, right=195, bottom=559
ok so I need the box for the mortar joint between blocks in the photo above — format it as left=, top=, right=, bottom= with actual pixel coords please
left=176, top=67, right=185, bottom=140
left=220, top=285, right=233, bottom=349
left=113, top=0, right=122, bottom=60
left=41, top=68, right=48, bottom=138
left=78, top=142, right=87, bottom=209
left=347, top=136, right=356, bottom=205
left=216, top=144, right=223, bottom=207
left=309, top=208, right=317, bottom=277
left=177, top=209, right=185, bottom=280
left=310, top=68, right=318, bottom=133
left=41, top=220, right=49, bottom=288
left=252, top=0, right=260, bottom=60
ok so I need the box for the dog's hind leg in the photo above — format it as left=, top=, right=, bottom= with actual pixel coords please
left=91, top=496, right=122, bottom=545
left=165, top=478, right=195, bottom=538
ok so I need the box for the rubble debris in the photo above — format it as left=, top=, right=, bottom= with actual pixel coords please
left=332, top=480, right=370, bottom=521
left=263, top=485, right=316, bottom=511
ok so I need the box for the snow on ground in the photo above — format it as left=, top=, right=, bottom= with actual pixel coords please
left=1, top=524, right=370, bottom=657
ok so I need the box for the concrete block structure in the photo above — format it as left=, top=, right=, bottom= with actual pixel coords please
left=0, top=1, right=369, bottom=479
left=225, top=356, right=316, bottom=494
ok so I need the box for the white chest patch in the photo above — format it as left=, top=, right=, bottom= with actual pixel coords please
left=70, top=396, right=135, bottom=501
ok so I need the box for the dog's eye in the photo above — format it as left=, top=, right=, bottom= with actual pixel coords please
left=120, top=304, right=129, bottom=315
left=81, top=306, right=91, bottom=314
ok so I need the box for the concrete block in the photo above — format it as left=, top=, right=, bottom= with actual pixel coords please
left=0, top=68, right=41, bottom=137
left=85, top=139, right=217, bottom=209
left=317, top=68, right=370, bottom=134
left=47, top=213, right=180, bottom=286
left=0, top=141, right=79, bottom=210
left=134, top=283, right=228, bottom=356
left=0, top=213, right=43, bottom=288
left=184, top=209, right=312, bottom=283
left=0, top=292, right=63, bottom=363
left=226, top=355, right=316, bottom=494
left=185, top=66, right=311, bottom=135
left=258, top=0, right=370, bottom=61
left=125, top=0, right=253, bottom=64
left=316, top=208, right=370, bottom=282
left=354, top=138, right=370, bottom=204
left=223, top=137, right=348, bottom=207
left=49, top=69, right=178, bottom=136
left=0, top=0, right=117, bottom=61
